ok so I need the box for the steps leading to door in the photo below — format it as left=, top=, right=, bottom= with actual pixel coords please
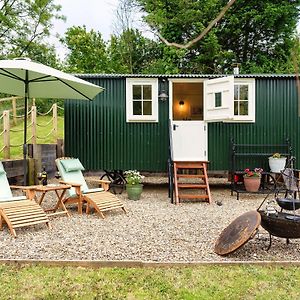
left=173, top=161, right=212, bottom=205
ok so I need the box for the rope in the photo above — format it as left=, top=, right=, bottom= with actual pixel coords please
left=0, top=129, right=4, bottom=136
left=57, top=105, right=64, bottom=110
left=10, top=127, right=24, bottom=133
left=36, top=118, right=53, bottom=127
left=37, top=128, right=54, bottom=139
left=0, top=146, right=5, bottom=152
left=10, top=120, right=32, bottom=132
left=10, top=142, right=23, bottom=147
left=14, top=114, right=28, bottom=119
left=0, top=114, right=3, bottom=121
left=14, top=107, right=33, bottom=118
left=37, top=106, right=53, bottom=116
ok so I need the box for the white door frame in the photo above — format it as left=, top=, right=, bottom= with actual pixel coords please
left=169, top=78, right=208, bottom=161
left=168, top=78, right=206, bottom=119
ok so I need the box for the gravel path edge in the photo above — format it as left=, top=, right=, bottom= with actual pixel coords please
left=1, top=259, right=300, bottom=268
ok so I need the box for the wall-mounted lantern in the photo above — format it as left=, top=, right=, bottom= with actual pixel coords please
left=158, top=90, right=168, bottom=101
left=179, top=100, right=185, bottom=106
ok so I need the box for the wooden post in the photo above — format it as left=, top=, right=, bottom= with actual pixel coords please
left=3, top=110, right=10, bottom=159
left=53, top=103, right=58, bottom=142
left=12, top=97, right=17, bottom=126
left=31, top=105, right=37, bottom=144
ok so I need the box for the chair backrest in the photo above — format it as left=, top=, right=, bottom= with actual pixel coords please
left=0, top=161, right=13, bottom=200
left=281, top=168, right=298, bottom=192
left=55, top=158, right=89, bottom=197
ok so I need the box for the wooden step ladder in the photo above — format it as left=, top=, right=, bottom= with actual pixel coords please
left=173, top=161, right=212, bottom=205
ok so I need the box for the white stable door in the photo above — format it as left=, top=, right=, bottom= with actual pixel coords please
left=169, top=80, right=207, bottom=161
left=171, top=120, right=207, bottom=161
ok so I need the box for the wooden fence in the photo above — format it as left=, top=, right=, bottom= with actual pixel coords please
left=0, top=103, right=63, bottom=159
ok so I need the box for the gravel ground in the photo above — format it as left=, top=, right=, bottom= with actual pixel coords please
left=1, top=176, right=300, bottom=262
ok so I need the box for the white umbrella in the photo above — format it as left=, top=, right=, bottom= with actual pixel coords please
left=0, top=58, right=104, bottom=184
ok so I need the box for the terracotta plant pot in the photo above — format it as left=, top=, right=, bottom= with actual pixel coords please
left=243, top=176, right=261, bottom=192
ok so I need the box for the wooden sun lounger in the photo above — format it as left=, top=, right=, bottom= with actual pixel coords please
left=56, top=157, right=128, bottom=218
left=0, top=199, right=51, bottom=238
left=0, top=161, right=51, bottom=237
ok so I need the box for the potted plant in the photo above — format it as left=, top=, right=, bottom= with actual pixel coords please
left=243, top=168, right=263, bottom=192
left=268, top=153, right=287, bottom=173
left=124, top=170, right=144, bottom=200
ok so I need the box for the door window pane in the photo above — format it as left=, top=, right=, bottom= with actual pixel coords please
left=215, top=92, right=222, bottom=107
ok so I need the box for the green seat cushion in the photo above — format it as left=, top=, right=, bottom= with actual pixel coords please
left=61, top=158, right=85, bottom=172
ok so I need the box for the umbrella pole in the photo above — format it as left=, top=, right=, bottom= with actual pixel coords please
left=23, top=72, right=28, bottom=185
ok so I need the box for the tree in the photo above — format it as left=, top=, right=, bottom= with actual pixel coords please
left=61, top=26, right=109, bottom=73
left=108, top=28, right=161, bottom=74
left=134, top=0, right=300, bottom=73
left=0, top=0, right=64, bottom=59
left=217, top=0, right=300, bottom=73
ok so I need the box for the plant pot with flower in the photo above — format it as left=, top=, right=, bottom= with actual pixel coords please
left=243, top=168, right=263, bottom=192
left=124, top=170, right=144, bottom=200
left=268, top=153, right=286, bottom=173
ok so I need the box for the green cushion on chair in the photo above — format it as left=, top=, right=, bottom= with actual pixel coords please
left=61, top=158, right=85, bottom=172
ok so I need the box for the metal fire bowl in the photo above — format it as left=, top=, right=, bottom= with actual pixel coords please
left=276, top=198, right=300, bottom=211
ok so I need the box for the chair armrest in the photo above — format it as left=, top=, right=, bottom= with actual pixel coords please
left=10, top=185, right=38, bottom=200
left=59, top=180, right=82, bottom=188
left=59, top=180, right=83, bottom=196
left=89, top=179, right=110, bottom=191
left=97, top=179, right=110, bottom=191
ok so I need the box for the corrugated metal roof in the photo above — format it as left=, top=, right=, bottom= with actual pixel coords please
left=76, top=73, right=297, bottom=79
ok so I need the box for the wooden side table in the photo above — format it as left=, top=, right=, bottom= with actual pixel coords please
left=27, top=184, right=72, bottom=217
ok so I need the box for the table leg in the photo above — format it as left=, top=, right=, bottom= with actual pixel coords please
left=53, top=189, right=70, bottom=217
left=38, top=192, right=46, bottom=205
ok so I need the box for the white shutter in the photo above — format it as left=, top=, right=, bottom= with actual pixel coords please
left=204, top=76, right=234, bottom=122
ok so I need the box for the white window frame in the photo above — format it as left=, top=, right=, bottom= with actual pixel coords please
left=126, top=78, right=158, bottom=122
left=231, top=78, right=255, bottom=123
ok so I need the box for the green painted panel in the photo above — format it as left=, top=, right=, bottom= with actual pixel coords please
left=65, top=76, right=300, bottom=172
left=64, top=78, right=169, bottom=172
left=208, top=78, right=299, bottom=170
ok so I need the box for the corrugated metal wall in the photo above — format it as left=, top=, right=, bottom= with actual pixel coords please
left=65, top=76, right=300, bottom=172
left=208, top=77, right=300, bottom=170
left=64, top=77, right=169, bottom=172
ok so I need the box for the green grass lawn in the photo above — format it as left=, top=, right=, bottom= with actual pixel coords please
left=1, top=264, right=300, bottom=299
left=0, top=116, right=64, bottom=159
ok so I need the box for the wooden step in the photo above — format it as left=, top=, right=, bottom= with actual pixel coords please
left=178, top=194, right=209, bottom=199
left=178, top=183, right=207, bottom=189
left=173, top=160, right=211, bottom=205
left=177, top=174, right=205, bottom=178
left=174, top=162, right=206, bottom=169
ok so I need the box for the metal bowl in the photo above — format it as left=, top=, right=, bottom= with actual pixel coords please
left=276, top=198, right=300, bottom=211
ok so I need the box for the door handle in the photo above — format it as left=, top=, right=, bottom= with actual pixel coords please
left=173, top=124, right=179, bottom=131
